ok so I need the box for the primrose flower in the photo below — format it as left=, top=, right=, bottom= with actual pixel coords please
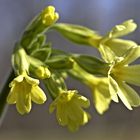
left=41, top=6, right=59, bottom=26
left=7, top=73, right=47, bottom=115
left=49, top=90, right=90, bottom=131
left=70, top=63, right=111, bottom=114
left=95, top=20, right=137, bottom=62
left=108, top=46, right=140, bottom=110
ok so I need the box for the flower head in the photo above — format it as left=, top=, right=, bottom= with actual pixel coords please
left=41, top=6, right=59, bottom=26
left=49, top=90, right=90, bottom=131
left=7, top=73, right=47, bottom=115
left=108, top=46, right=140, bottom=109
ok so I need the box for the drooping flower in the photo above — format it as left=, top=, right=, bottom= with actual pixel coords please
left=69, top=63, right=111, bottom=114
left=108, top=46, right=140, bottom=109
left=49, top=90, right=90, bottom=131
left=7, top=72, right=47, bottom=115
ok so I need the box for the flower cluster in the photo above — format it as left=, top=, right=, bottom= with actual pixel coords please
left=0, top=5, right=140, bottom=132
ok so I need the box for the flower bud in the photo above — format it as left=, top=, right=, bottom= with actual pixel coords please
left=35, top=66, right=51, bottom=79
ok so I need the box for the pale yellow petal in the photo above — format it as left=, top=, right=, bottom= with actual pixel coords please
left=120, top=65, right=140, bottom=86
left=120, top=82, right=140, bottom=107
left=31, top=86, right=47, bottom=104
left=109, top=19, right=137, bottom=38
left=118, top=46, right=140, bottom=66
left=108, top=76, right=119, bottom=102
left=25, top=75, right=39, bottom=85
left=93, top=85, right=111, bottom=115
left=117, top=82, right=132, bottom=110
left=106, top=38, right=137, bottom=57
left=16, top=92, right=31, bottom=115
left=7, top=87, right=16, bottom=104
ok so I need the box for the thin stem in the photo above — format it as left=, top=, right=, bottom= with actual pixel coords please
left=0, top=70, right=15, bottom=125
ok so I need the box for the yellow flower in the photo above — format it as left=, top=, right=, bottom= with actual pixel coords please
left=49, top=90, right=90, bottom=131
left=70, top=63, right=111, bottom=114
left=89, top=20, right=137, bottom=62
left=7, top=73, right=47, bottom=115
left=41, top=6, right=59, bottom=26
left=108, top=46, right=140, bottom=110
left=100, top=20, right=137, bottom=62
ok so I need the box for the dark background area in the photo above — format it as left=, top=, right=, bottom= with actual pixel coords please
left=0, top=0, right=140, bottom=140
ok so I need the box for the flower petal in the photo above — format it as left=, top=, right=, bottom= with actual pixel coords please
left=31, top=86, right=47, bottom=104
left=99, top=44, right=116, bottom=63
left=108, top=76, right=119, bottom=102
left=119, top=82, right=140, bottom=107
left=116, top=82, right=132, bottom=110
left=118, top=46, right=140, bottom=66
left=7, top=87, right=16, bottom=104
left=9, top=75, right=24, bottom=87
left=106, top=38, right=137, bottom=57
left=120, top=65, right=140, bottom=86
left=16, top=91, right=32, bottom=115
left=25, top=75, right=39, bottom=85
left=75, top=94, right=90, bottom=108
left=108, top=19, right=137, bottom=38
left=92, top=81, right=111, bottom=114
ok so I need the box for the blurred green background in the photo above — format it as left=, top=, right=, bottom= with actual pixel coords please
left=0, top=0, right=140, bottom=140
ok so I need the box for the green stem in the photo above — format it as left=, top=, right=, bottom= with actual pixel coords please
left=0, top=70, right=15, bottom=125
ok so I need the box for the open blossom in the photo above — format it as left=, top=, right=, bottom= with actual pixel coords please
left=49, top=90, right=90, bottom=131
left=7, top=73, right=47, bottom=115
left=70, top=63, right=111, bottom=114
left=108, top=46, right=140, bottom=110
left=97, top=20, right=137, bottom=62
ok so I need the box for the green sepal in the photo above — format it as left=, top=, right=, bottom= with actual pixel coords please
left=26, top=35, right=47, bottom=54
left=46, top=55, right=74, bottom=70
left=52, top=23, right=100, bottom=46
left=73, top=55, right=110, bottom=76
left=31, top=44, right=52, bottom=62
left=20, top=22, right=46, bottom=49
left=43, top=72, right=67, bottom=99
left=12, top=47, right=30, bottom=75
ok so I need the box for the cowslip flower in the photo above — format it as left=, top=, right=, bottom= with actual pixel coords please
left=90, top=20, right=137, bottom=62
left=70, top=63, right=111, bottom=114
left=7, top=72, right=47, bottom=115
left=108, top=46, right=140, bottom=110
left=49, top=90, right=90, bottom=131
left=41, top=5, right=59, bottom=26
